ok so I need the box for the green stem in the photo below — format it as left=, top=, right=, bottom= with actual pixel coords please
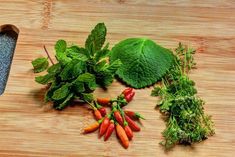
left=85, top=100, right=96, bottom=110
left=117, top=103, right=128, bottom=126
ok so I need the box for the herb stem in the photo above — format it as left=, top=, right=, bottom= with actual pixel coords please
left=43, top=45, right=54, bottom=65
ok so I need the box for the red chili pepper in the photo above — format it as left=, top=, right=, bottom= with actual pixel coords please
left=97, top=98, right=111, bottom=106
left=124, top=91, right=135, bottom=102
left=98, top=107, right=107, bottom=117
left=104, top=120, right=115, bottom=141
left=124, top=115, right=140, bottom=131
left=124, top=125, right=133, bottom=140
left=124, top=110, right=145, bottom=120
left=122, top=88, right=133, bottom=97
left=99, top=117, right=110, bottom=137
left=114, top=109, right=124, bottom=126
left=93, top=108, right=103, bottom=120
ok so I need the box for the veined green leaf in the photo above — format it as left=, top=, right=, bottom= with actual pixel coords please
left=85, top=23, right=107, bottom=55
left=110, top=38, right=174, bottom=88
left=66, top=46, right=88, bottom=61
left=81, top=93, right=94, bottom=103
left=35, top=73, right=54, bottom=85
left=55, top=40, right=67, bottom=54
left=55, top=40, right=71, bottom=64
left=55, top=93, right=74, bottom=110
left=77, top=73, right=95, bottom=83
left=52, top=83, right=70, bottom=100
left=47, top=63, right=61, bottom=74
left=32, top=57, right=49, bottom=73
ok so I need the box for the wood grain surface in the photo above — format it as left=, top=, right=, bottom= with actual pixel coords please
left=0, top=0, right=235, bottom=156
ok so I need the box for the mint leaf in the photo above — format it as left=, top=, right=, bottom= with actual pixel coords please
left=77, top=73, right=96, bottom=83
left=47, top=63, right=61, bottom=74
left=110, top=38, right=174, bottom=88
left=55, top=93, right=74, bottom=110
left=66, top=46, right=88, bottom=61
left=73, top=81, right=85, bottom=93
left=35, top=74, right=54, bottom=85
left=55, top=40, right=71, bottom=64
left=32, top=57, right=49, bottom=73
left=72, top=61, right=86, bottom=77
left=94, top=60, right=107, bottom=72
left=85, top=23, right=107, bottom=55
left=81, top=93, right=94, bottom=103
left=73, top=73, right=97, bottom=92
left=95, top=72, right=114, bottom=87
left=94, top=43, right=109, bottom=62
left=52, top=83, right=70, bottom=100
left=105, top=59, right=122, bottom=74
left=59, top=59, right=83, bottom=81
left=45, top=82, right=60, bottom=102
left=55, top=40, right=67, bottom=54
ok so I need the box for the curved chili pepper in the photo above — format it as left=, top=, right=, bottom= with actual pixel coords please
left=124, top=110, right=145, bottom=120
left=114, top=109, right=124, bottom=126
left=98, top=107, right=107, bottom=117
left=124, top=115, right=140, bottom=131
left=122, top=88, right=133, bottom=97
left=93, top=108, right=103, bottom=120
left=124, top=125, right=133, bottom=140
left=99, top=117, right=110, bottom=137
left=104, top=120, right=115, bottom=141
left=116, top=123, right=129, bottom=149
left=124, top=91, right=135, bottom=102
left=97, top=98, right=111, bottom=106
left=83, top=119, right=103, bottom=133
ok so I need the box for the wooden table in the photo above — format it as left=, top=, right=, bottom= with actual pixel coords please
left=0, top=0, right=235, bottom=156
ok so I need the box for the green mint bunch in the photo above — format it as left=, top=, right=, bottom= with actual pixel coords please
left=32, top=23, right=121, bottom=110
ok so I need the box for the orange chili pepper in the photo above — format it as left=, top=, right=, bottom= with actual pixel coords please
left=83, top=121, right=100, bottom=133
left=97, top=98, right=111, bottom=106
left=116, top=123, right=129, bottom=149
left=94, top=108, right=103, bottom=120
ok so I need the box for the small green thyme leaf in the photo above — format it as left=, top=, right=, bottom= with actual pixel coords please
left=151, top=43, right=214, bottom=150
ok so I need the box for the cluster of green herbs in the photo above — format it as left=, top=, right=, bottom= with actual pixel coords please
left=151, top=43, right=215, bottom=149
left=32, top=23, right=121, bottom=110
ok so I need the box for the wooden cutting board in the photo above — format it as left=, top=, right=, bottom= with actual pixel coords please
left=0, top=0, right=235, bottom=156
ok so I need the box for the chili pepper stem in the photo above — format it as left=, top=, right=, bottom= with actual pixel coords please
left=136, top=112, right=145, bottom=120
left=85, top=100, right=96, bottom=110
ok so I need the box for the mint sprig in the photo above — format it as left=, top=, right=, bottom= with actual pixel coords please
left=32, top=23, right=121, bottom=110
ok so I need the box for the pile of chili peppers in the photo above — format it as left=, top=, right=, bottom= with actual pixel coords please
left=83, top=88, right=145, bottom=149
